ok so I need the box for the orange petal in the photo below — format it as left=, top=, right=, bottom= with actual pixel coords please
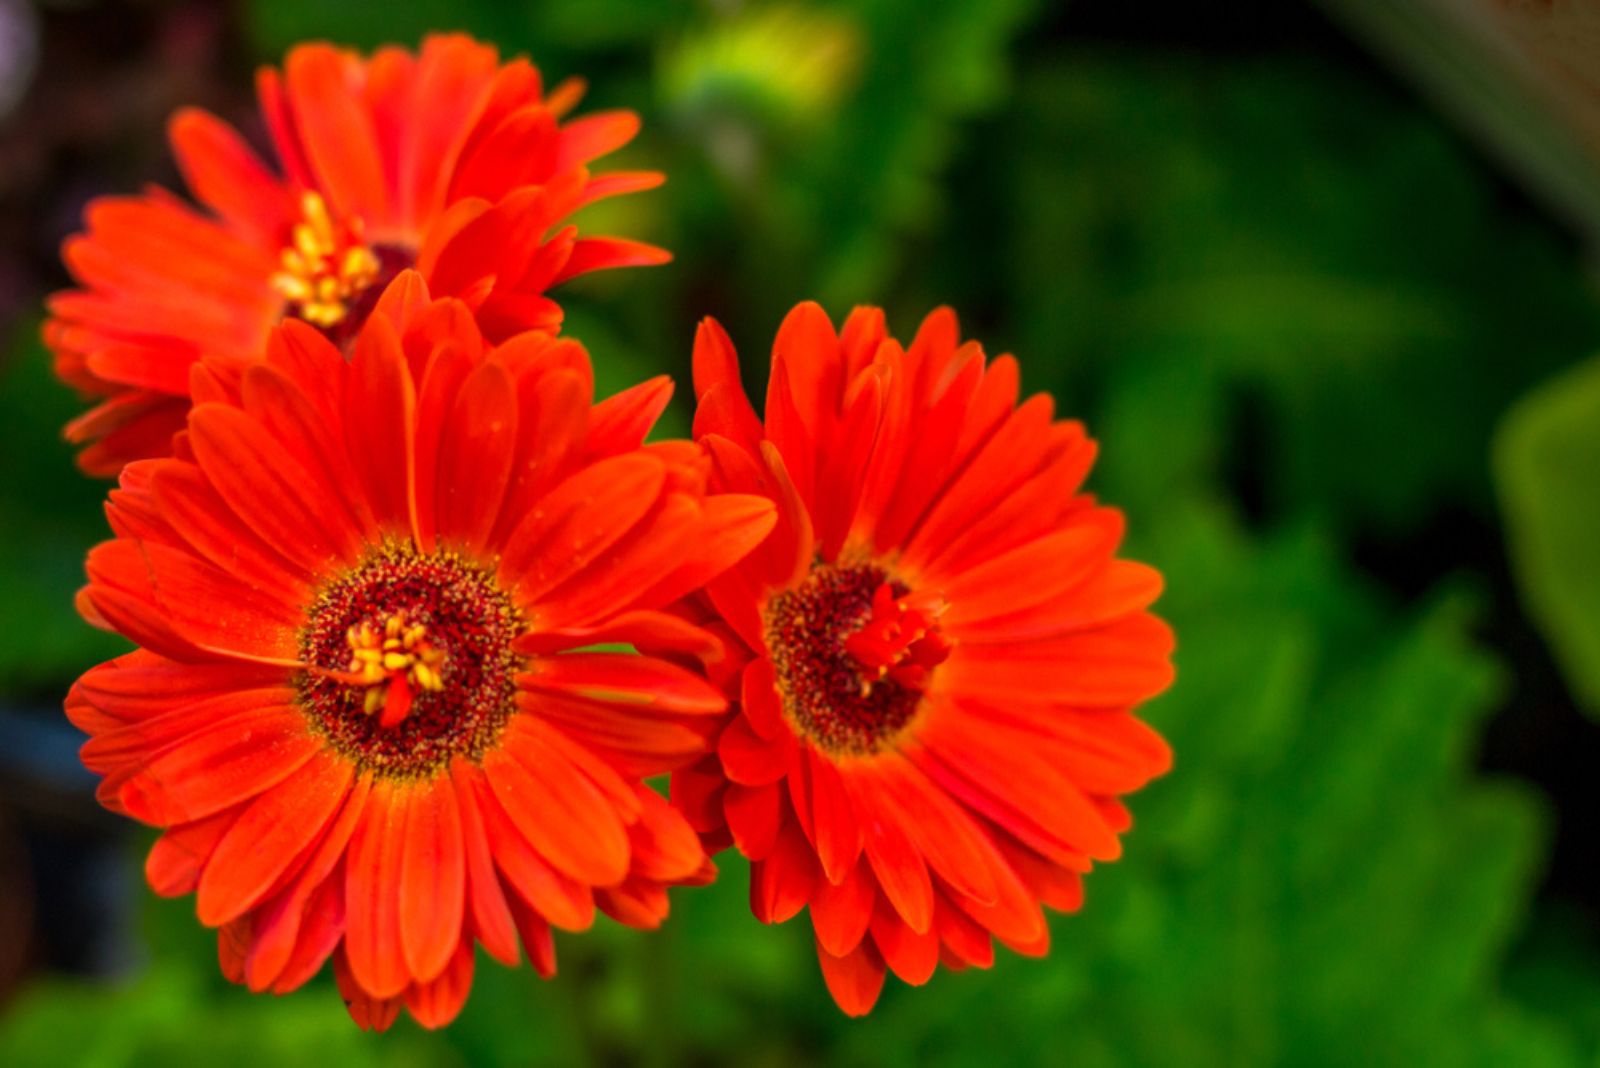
left=553, top=109, right=640, bottom=170
left=284, top=44, right=390, bottom=223
left=550, top=237, right=671, bottom=284
left=869, top=754, right=1001, bottom=908
left=145, top=807, right=241, bottom=897
left=196, top=749, right=352, bottom=925
left=433, top=358, right=518, bottom=556
left=528, top=493, right=701, bottom=631
left=912, top=712, right=1122, bottom=864
left=852, top=774, right=933, bottom=934
left=482, top=736, right=629, bottom=886
left=168, top=107, right=294, bottom=238
left=725, top=781, right=783, bottom=861
left=750, top=820, right=816, bottom=925
left=811, top=858, right=875, bottom=958
left=520, top=653, right=725, bottom=715
left=334, top=947, right=402, bottom=1033
left=343, top=780, right=411, bottom=999
left=632, top=494, right=779, bottom=610
left=588, top=375, right=672, bottom=455
left=473, top=770, right=595, bottom=931
left=118, top=705, right=318, bottom=826
left=718, top=715, right=789, bottom=786
left=450, top=762, right=521, bottom=966
left=626, top=786, right=707, bottom=883
left=808, top=753, right=862, bottom=885
left=497, top=452, right=665, bottom=597
left=268, top=865, right=346, bottom=993
left=404, top=939, right=475, bottom=1030
left=340, top=316, right=418, bottom=537
left=246, top=776, right=372, bottom=992
left=869, top=899, right=940, bottom=985
left=398, top=779, right=467, bottom=984
left=85, top=539, right=302, bottom=664
left=188, top=404, right=362, bottom=576
left=815, top=938, right=886, bottom=1017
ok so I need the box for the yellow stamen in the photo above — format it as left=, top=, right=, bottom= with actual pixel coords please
left=270, top=191, right=381, bottom=328
left=344, top=611, right=447, bottom=726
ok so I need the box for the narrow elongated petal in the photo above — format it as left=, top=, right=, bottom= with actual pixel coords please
left=344, top=781, right=410, bottom=999
left=398, top=779, right=467, bottom=983
left=197, top=749, right=353, bottom=925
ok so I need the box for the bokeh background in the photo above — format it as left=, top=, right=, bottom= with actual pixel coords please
left=5, top=0, right=1600, bottom=1064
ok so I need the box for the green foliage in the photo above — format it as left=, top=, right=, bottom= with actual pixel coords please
left=0, top=967, right=410, bottom=1068
left=649, top=0, right=1044, bottom=333
left=1059, top=507, right=1568, bottom=1068
left=788, top=0, right=1042, bottom=305
left=0, top=330, right=128, bottom=698
left=994, top=54, right=1600, bottom=533
left=1495, top=353, right=1600, bottom=718
left=246, top=0, right=695, bottom=65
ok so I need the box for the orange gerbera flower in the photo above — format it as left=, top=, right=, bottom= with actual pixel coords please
left=48, top=32, right=669, bottom=476
left=669, top=303, right=1175, bottom=1015
left=66, top=272, right=774, bottom=1031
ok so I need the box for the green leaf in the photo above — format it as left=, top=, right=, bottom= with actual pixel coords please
left=999, top=54, right=1600, bottom=533
left=1496, top=352, right=1600, bottom=718
left=0, top=329, right=129, bottom=696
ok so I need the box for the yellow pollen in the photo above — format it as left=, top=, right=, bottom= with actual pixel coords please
left=270, top=190, right=381, bottom=328
left=345, top=612, right=447, bottom=722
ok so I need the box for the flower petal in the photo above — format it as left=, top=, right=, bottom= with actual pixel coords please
left=483, top=732, right=629, bottom=886
left=815, top=938, right=886, bottom=1018
left=344, top=779, right=411, bottom=999
left=118, top=704, right=318, bottom=826
left=196, top=748, right=353, bottom=925
left=449, top=762, right=520, bottom=966
left=520, top=654, right=725, bottom=715
left=398, top=778, right=467, bottom=984
left=404, top=940, right=475, bottom=1030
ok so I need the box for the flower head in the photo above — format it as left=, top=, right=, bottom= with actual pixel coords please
left=49, top=32, right=669, bottom=476
left=670, top=303, right=1174, bottom=1014
left=67, top=272, right=775, bottom=1030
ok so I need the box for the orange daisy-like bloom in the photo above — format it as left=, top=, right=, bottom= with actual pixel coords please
left=670, top=303, right=1175, bottom=1014
left=48, top=32, right=669, bottom=476
left=66, top=272, right=774, bottom=1031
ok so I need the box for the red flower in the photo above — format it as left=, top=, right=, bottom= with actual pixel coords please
left=66, top=272, right=775, bottom=1031
left=670, top=303, right=1174, bottom=1015
left=48, top=32, right=669, bottom=476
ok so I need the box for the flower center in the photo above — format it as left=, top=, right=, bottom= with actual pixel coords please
left=296, top=543, right=523, bottom=778
left=344, top=612, right=448, bottom=728
left=763, top=563, right=952, bottom=757
left=270, top=191, right=410, bottom=344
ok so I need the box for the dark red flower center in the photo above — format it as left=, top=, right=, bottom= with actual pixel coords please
left=296, top=543, right=523, bottom=777
left=763, top=563, right=952, bottom=757
left=271, top=190, right=414, bottom=348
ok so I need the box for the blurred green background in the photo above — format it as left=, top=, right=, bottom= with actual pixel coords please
left=5, top=1, right=1600, bottom=1064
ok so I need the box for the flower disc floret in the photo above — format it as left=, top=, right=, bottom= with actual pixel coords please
left=764, top=563, right=948, bottom=756
left=297, top=543, right=523, bottom=776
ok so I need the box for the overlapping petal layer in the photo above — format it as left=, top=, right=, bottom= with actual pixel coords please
left=670, top=302, right=1174, bottom=1014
